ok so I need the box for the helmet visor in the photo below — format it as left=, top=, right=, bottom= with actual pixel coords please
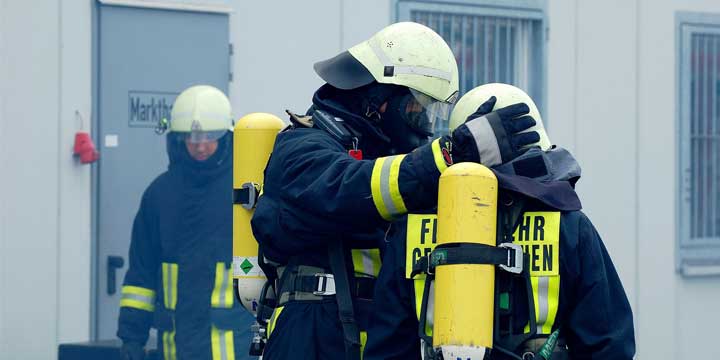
left=182, top=129, right=227, bottom=144
left=404, top=89, right=452, bottom=136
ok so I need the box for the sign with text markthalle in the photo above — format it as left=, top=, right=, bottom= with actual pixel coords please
left=128, top=91, right=178, bottom=127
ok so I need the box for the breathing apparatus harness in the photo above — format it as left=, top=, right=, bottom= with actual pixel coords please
left=245, top=106, right=374, bottom=360
left=411, top=190, right=565, bottom=360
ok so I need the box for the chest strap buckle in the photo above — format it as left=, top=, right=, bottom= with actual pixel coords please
left=312, top=273, right=336, bottom=296
left=498, top=243, right=524, bottom=274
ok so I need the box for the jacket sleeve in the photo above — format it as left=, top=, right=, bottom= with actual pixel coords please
left=564, top=213, right=636, bottom=359
left=364, top=222, right=421, bottom=360
left=117, top=191, right=160, bottom=344
left=275, top=132, right=448, bottom=232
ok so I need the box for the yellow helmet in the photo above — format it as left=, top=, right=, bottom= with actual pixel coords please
left=449, top=83, right=551, bottom=150
left=314, top=22, right=459, bottom=104
left=170, top=85, right=233, bottom=143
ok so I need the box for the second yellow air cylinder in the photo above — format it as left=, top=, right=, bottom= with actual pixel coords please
left=233, top=112, right=285, bottom=314
left=433, top=162, right=497, bottom=358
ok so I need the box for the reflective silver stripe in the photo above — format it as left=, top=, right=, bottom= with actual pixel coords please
left=536, top=276, right=549, bottom=334
left=369, top=37, right=393, bottom=64
left=362, top=251, right=374, bottom=276
left=369, top=39, right=452, bottom=82
left=379, top=156, right=400, bottom=217
left=219, top=329, right=228, bottom=360
left=393, top=65, right=453, bottom=82
left=465, top=116, right=502, bottom=167
left=218, top=267, right=229, bottom=308
left=121, top=293, right=153, bottom=305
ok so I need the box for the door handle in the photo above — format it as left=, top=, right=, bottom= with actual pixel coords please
left=107, top=255, right=125, bottom=295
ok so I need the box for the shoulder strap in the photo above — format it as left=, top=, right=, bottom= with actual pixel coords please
left=327, top=241, right=361, bottom=360
left=493, top=196, right=539, bottom=355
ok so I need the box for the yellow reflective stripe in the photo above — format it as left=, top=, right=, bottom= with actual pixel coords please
left=431, top=138, right=448, bottom=173
left=351, top=249, right=382, bottom=278
left=370, top=155, right=408, bottom=221
left=388, top=155, right=407, bottom=214
left=120, top=298, right=155, bottom=312
left=223, top=268, right=233, bottom=307
left=162, top=263, right=169, bottom=309
left=267, top=305, right=285, bottom=338
left=211, top=263, right=233, bottom=308
left=122, top=285, right=155, bottom=298
left=120, top=286, right=155, bottom=312
left=360, top=331, right=367, bottom=360
left=170, top=331, right=176, bottom=360
left=413, top=279, right=424, bottom=320
left=211, top=325, right=235, bottom=360
left=162, top=330, right=176, bottom=360
left=162, top=263, right=178, bottom=310
left=211, top=326, right=221, bottom=360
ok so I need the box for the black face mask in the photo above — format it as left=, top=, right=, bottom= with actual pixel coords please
left=380, top=93, right=432, bottom=154
left=315, top=83, right=435, bottom=155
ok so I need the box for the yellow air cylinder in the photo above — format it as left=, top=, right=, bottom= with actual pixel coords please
left=433, top=162, right=497, bottom=359
left=233, top=113, right=285, bottom=314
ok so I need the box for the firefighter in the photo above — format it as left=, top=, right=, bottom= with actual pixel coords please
left=250, top=23, right=540, bottom=360
left=118, top=85, right=255, bottom=360
left=363, top=83, right=636, bottom=360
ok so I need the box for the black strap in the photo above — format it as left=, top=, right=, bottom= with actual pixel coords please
left=411, top=242, right=520, bottom=278
left=494, top=196, right=540, bottom=353
left=417, top=274, right=436, bottom=359
left=255, top=247, right=278, bottom=323
left=233, top=187, right=250, bottom=205
left=327, top=241, right=361, bottom=360
left=288, top=275, right=375, bottom=299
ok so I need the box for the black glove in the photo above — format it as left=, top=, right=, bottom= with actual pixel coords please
left=120, top=341, right=145, bottom=360
left=450, top=96, right=540, bottom=166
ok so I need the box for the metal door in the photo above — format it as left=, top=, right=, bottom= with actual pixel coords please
left=94, top=2, right=230, bottom=340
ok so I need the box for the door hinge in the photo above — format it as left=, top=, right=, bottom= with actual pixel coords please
left=229, top=43, right=234, bottom=82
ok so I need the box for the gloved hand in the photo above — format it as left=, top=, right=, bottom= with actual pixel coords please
left=120, top=341, right=145, bottom=360
left=449, top=96, right=540, bottom=167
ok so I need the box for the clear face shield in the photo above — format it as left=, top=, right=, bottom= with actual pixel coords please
left=184, top=129, right=227, bottom=144
left=171, top=129, right=228, bottom=162
left=381, top=88, right=455, bottom=153
left=404, top=89, right=453, bottom=137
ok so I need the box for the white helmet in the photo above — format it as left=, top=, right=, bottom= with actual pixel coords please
left=170, top=85, right=233, bottom=143
left=449, top=83, right=552, bottom=150
left=314, top=22, right=459, bottom=105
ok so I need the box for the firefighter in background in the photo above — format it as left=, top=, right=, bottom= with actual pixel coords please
left=117, top=85, right=255, bottom=360
left=250, top=23, right=540, bottom=360
left=363, top=84, right=636, bottom=360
